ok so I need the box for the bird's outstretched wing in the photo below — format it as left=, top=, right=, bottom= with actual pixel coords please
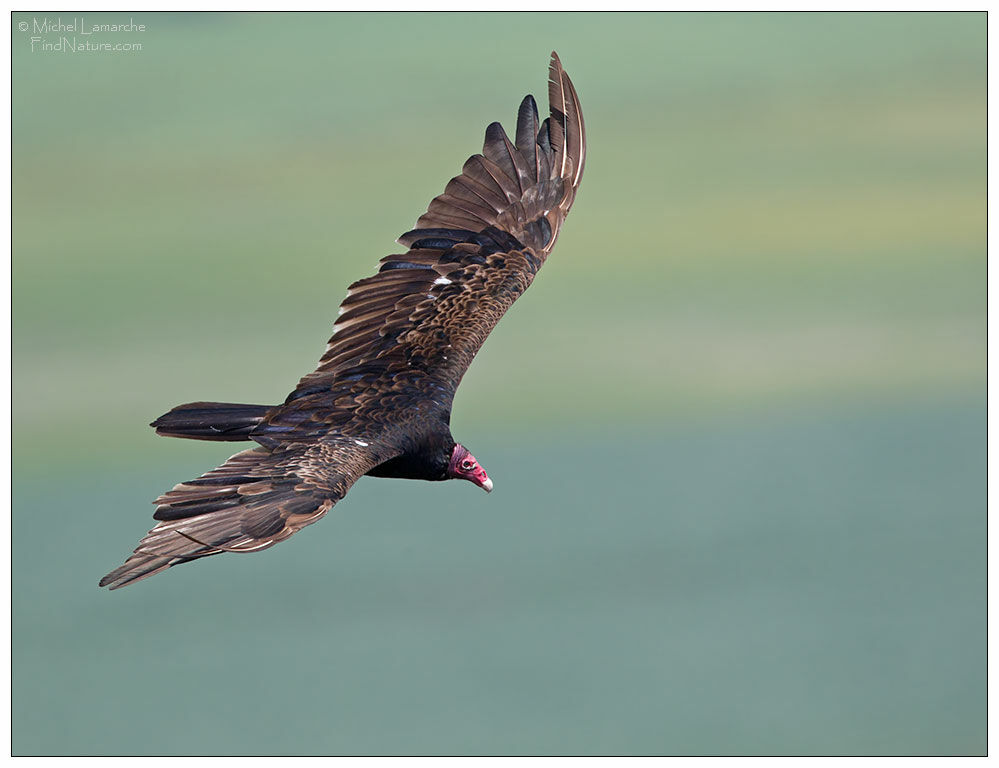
left=99, top=438, right=393, bottom=589
left=256, top=52, right=585, bottom=442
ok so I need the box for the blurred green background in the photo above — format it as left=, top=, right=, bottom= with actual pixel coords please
left=12, top=12, right=984, bottom=756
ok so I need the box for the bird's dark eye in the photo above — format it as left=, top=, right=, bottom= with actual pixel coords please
left=461, top=460, right=474, bottom=471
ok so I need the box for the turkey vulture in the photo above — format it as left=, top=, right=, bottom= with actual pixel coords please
left=99, top=52, right=585, bottom=590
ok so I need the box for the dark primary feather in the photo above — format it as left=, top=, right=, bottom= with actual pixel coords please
left=100, top=53, right=585, bottom=589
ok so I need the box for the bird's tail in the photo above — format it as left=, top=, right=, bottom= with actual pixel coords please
left=151, top=401, right=272, bottom=441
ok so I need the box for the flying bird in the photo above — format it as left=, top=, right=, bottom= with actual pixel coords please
left=100, top=52, right=585, bottom=590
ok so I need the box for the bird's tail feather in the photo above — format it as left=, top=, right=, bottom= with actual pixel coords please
left=151, top=401, right=272, bottom=441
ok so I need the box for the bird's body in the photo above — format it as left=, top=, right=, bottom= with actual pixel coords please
left=100, top=53, right=585, bottom=589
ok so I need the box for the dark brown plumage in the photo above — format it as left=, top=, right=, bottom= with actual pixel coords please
left=100, top=52, right=586, bottom=590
